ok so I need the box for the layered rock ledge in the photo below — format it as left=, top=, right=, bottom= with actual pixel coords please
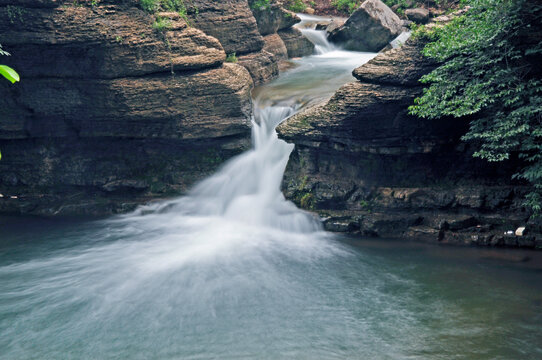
left=277, top=37, right=541, bottom=249
left=0, top=0, right=254, bottom=216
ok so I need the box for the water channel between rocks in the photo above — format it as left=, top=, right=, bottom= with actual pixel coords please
left=0, top=15, right=541, bottom=360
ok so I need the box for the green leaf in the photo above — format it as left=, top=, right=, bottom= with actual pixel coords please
left=0, top=65, right=20, bottom=84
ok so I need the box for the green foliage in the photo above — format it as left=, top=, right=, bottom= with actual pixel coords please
left=140, top=0, right=159, bottom=12
left=409, top=0, right=542, bottom=215
left=0, top=65, right=19, bottom=84
left=300, top=192, right=315, bottom=210
left=6, top=5, right=25, bottom=24
left=250, top=0, right=271, bottom=10
left=140, top=0, right=190, bottom=20
left=332, top=0, right=361, bottom=14
left=285, top=0, right=307, bottom=13
left=0, top=44, right=19, bottom=84
left=153, top=16, right=172, bottom=31
left=225, top=53, right=238, bottom=63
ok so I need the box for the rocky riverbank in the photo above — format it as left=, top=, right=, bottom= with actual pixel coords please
left=277, top=27, right=541, bottom=249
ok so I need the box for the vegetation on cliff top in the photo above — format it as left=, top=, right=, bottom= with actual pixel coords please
left=249, top=0, right=309, bottom=12
left=409, top=0, right=542, bottom=215
left=332, top=0, right=455, bottom=15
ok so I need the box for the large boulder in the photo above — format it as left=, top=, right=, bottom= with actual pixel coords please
left=250, top=3, right=300, bottom=36
left=328, top=0, right=403, bottom=52
left=188, top=0, right=264, bottom=55
left=262, top=33, right=288, bottom=61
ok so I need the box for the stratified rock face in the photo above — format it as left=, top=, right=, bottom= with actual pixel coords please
left=0, top=7, right=225, bottom=78
left=329, top=0, right=403, bottom=52
left=277, top=37, right=535, bottom=247
left=188, top=0, right=264, bottom=55
left=0, top=1, right=254, bottom=216
left=278, top=27, right=315, bottom=58
left=2, top=63, right=253, bottom=140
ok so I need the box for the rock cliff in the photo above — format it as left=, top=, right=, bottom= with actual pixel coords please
left=0, top=0, right=253, bottom=215
left=277, top=37, right=541, bottom=249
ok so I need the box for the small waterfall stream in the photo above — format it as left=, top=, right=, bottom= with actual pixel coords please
left=134, top=15, right=376, bottom=233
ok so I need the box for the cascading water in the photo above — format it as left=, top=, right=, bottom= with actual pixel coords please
left=296, top=13, right=339, bottom=54
left=2, top=15, right=541, bottom=360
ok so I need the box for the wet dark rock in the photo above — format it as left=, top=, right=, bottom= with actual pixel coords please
left=328, top=0, right=403, bottom=52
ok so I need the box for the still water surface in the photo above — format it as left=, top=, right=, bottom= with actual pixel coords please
left=1, top=216, right=541, bottom=359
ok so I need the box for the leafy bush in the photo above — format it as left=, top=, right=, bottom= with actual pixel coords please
left=409, top=0, right=542, bottom=215
left=140, top=0, right=188, bottom=18
left=332, top=0, right=361, bottom=14
left=285, top=0, right=307, bottom=13
left=225, top=53, right=238, bottom=63
left=152, top=16, right=172, bottom=31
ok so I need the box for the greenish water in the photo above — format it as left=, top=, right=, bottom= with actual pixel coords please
left=0, top=216, right=541, bottom=359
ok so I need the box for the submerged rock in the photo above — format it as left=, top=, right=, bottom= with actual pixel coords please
left=328, top=0, right=403, bottom=52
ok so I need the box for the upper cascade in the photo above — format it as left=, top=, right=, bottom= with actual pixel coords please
left=295, top=13, right=338, bottom=54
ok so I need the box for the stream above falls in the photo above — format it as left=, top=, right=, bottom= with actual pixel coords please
left=0, top=16, right=541, bottom=360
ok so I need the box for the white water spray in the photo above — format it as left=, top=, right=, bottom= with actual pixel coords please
left=135, top=105, right=321, bottom=233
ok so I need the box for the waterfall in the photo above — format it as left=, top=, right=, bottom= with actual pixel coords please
left=296, top=13, right=338, bottom=55
left=134, top=105, right=321, bottom=233
left=127, top=18, right=378, bottom=234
